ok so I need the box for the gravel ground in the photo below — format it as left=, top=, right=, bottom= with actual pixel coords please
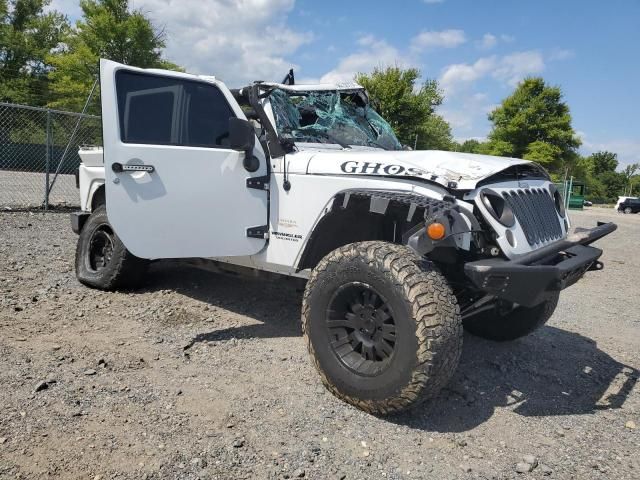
left=0, top=207, right=638, bottom=479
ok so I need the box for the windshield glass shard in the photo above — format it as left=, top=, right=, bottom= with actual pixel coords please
left=269, top=88, right=401, bottom=150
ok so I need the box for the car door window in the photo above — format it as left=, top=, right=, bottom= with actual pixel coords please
left=115, top=71, right=235, bottom=148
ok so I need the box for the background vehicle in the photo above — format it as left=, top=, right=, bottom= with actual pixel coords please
left=618, top=197, right=640, bottom=214
left=71, top=59, right=616, bottom=414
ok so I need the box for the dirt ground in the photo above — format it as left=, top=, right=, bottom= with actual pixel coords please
left=0, top=207, right=638, bottom=480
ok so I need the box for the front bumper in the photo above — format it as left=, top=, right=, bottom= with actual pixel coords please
left=464, top=222, right=617, bottom=307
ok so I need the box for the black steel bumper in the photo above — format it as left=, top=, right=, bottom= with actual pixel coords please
left=464, top=222, right=617, bottom=307
left=70, top=211, right=90, bottom=234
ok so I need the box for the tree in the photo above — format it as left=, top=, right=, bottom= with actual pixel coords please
left=621, top=163, right=639, bottom=196
left=523, top=140, right=562, bottom=165
left=454, top=139, right=481, bottom=153
left=418, top=114, right=454, bottom=150
left=476, top=139, right=513, bottom=157
left=356, top=67, right=453, bottom=150
left=485, top=77, right=581, bottom=172
left=47, top=0, right=180, bottom=112
left=589, top=151, right=618, bottom=175
left=598, top=171, right=627, bottom=200
left=0, top=0, right=68, bottom=105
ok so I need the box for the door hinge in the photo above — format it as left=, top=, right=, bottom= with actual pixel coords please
left=247, top=225, right=269, bottom=239
left=246, top=175, right=270, bottom=190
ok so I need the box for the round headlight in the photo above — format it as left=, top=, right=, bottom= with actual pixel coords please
left=480, top=190, right=515, bottom=227
left=549, top=184, right=566, bottom=218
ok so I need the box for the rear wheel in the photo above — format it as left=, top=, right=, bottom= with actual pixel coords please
left=75, top=206, right=148, bottom=290
left=624, top=207, right=633, bottom=214
left=302, top=241, right=462, bottom=415
left=463, top=293, right=559, bottom=341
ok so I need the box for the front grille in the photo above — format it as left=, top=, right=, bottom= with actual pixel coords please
left=502, top=188, right=563, bottom=246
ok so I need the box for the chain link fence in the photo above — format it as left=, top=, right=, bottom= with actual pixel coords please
left=0, top=102, right=102, bottom=209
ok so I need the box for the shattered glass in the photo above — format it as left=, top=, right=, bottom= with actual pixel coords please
left=268, top=89, right=401, bottom=150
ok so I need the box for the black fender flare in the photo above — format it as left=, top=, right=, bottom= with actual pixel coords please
left=296, top=188, right=467, bottom=271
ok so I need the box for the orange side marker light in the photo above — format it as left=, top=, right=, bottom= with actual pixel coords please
left=427, top=222, right=446, bottom=241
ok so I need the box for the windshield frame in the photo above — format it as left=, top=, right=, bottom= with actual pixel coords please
left=265, top=87, right=402, bottom=151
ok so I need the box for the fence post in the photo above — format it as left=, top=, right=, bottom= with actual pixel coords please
left=44, top=109, right=51, bottom=210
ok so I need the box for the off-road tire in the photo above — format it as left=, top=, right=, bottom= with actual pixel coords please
left=463, top=292, right=560, bottom=342
left=75, top=206, right=148, bottom=290
left=302, top=241, right=462, bottom=415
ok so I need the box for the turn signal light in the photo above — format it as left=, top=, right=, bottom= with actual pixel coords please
left=427, top=222, right=446, bottom=240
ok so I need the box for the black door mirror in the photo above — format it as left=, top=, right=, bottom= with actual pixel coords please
left=229, top=117, right=255, bottom=152
left=229, top=117, right=259, bottom=172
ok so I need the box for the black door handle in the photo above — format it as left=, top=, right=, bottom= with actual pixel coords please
left=112, top=162, right=154, bottom=173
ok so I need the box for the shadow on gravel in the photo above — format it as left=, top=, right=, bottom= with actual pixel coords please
left=141, top=262, right=304, bottom=340
left=141, top=262, right=638, bottom=433
left=390, top=327, right=639, bottom=432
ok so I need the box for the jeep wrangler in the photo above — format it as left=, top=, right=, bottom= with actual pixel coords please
left=71, top=59, right=616, bottom=414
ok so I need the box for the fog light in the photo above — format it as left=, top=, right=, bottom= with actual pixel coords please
left=427, top=222, right=446, bottom=240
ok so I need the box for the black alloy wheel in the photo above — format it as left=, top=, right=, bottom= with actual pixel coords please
left=327, top=282, right=397, bottom=376
left=87, top=224, right=115, bottom=271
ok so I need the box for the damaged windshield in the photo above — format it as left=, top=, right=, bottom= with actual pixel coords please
left=268, top=88, right=402, bottom=150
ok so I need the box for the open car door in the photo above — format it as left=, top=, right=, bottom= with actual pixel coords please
left=99, top=59, right=268, bottom=259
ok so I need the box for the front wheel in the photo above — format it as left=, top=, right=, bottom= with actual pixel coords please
left=624, top=207, right=633, bottom=214
left=463, top=292, right=560, bottom=341
left=75, top=206, right=148, bottom=290
left=302, top=241, right=462, bottom=415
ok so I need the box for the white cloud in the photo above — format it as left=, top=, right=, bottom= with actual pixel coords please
left=493, top=51, right=545, bottom=86
left=478, top=33, right=498, bottom=50
left=440, top=92, right=494, bottom=135
left=439, top=50, right=545, bottom=95
left=549, top=48, right=575, bottom=61
left=132, top=0, right=311, bottom=87
left=476, top=33, right=516, bottom=50
left=439, top=56, right=497, bottom=94
left=411, top=29, right=466, bottom=51
left=318, top=35, right=412, bottom=84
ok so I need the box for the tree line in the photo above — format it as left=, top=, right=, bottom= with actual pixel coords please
left=2, top=0, right=637, bottom=202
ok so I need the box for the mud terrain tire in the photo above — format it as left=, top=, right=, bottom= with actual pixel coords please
left=302, top=241, right=462, bottom=415
left=463, top=292, right=560, bottom=341
left=75, top=206, right=148, bottom=290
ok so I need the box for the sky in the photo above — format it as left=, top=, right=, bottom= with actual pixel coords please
left=50, top=0, right=640, bottom=168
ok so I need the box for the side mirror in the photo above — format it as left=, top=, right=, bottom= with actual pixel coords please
left=229, top=117, right=259, bottom=172
left=229, top=117, right=255, bottom=152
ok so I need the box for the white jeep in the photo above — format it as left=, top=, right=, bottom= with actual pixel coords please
left=71, top=59, right=616, bottom=414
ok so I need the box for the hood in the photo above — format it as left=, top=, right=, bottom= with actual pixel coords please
left=305, top=149, right=536, bottom=190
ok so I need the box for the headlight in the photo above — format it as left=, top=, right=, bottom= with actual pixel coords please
left=480, top=190, right=515, bottom=227
left=549, top=184, right=566, bottom=218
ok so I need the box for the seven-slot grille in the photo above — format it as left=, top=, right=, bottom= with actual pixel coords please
left=502, top=188, right=563, bottom=246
